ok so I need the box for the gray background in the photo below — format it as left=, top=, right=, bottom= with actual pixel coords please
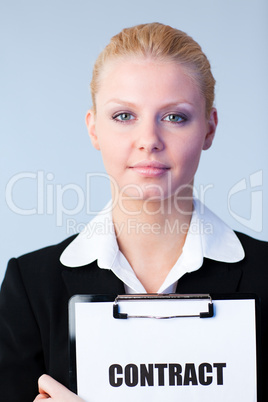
left=1, top=0, right=267, bottom=285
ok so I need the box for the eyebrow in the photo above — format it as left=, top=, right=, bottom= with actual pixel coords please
left=105, top=98, right=194, bottom=108
left=105, top=99, right=137, bottom=107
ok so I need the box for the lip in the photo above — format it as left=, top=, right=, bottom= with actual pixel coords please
left=129, top=160, right=170, bottom=177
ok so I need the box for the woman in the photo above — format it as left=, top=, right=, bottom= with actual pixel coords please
left=0, top=23, right=267, bottom=401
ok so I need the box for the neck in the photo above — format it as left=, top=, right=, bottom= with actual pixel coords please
left=113, top=195, right=193, bottom=230
left=111, top=193, right=193, bottom=292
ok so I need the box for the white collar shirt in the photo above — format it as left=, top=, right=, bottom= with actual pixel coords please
left=60, top=199, right=245, bottom=294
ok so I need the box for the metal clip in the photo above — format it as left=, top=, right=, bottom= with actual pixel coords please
left=113, top=294, right=214, bottom=319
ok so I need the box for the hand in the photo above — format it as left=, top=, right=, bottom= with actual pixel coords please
left=34, top=374, right=85, bottom=401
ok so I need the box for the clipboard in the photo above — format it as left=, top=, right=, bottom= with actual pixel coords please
left=69, top=293, right=261, bottom=402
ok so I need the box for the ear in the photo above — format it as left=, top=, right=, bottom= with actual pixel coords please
left=202, top=108, right=218, bottom=150
left=85, top=109, right=100, bottom=150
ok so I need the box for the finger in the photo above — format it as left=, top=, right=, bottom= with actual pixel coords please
left=33, top=393, right=51, bottom=401
left=38, top=374, right=66, bottom=397
left=37, top=374, right=80, bottom=401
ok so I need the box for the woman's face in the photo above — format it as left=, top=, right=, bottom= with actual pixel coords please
left=86, top=58, right=217, bottom=204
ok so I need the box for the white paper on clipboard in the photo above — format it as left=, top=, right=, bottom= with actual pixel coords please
left=69, top=294, right=258, bottom=402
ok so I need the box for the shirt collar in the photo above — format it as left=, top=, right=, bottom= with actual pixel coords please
left=60, top=198, right=245, bottom=269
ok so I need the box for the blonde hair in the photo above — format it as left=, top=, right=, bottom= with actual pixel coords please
left=90, top=22, right=215, bottom=117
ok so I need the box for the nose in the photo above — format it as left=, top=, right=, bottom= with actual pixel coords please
left=135, top=120, right=164, bottom=152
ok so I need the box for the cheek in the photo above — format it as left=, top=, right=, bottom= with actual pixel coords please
left=98, top=140, right=126, bottom=174
left=97, top=129, right=131, bottom=165
left=170, top=137, right=204, bottom=187
left=174, top=136, right=204, bottom=167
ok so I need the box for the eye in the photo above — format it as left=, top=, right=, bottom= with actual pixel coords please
left=163, top=114, right=186, bottom=123
left=112, top=112, right=135, bottom=122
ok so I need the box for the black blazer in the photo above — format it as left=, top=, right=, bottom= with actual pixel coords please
left=0, top=232, right=267, bottom=401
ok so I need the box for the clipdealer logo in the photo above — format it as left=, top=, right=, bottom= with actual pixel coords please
left=5, top=170, right=264, bottom=232
left=4, top=171, right=213, bottom=227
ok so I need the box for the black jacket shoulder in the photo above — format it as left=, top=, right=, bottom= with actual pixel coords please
left=15, top=234, right=77, bottom=268
left=235, top=231, right=268, bottom=257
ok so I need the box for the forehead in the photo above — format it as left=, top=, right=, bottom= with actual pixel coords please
left=96, top=57, right=204, bottom=109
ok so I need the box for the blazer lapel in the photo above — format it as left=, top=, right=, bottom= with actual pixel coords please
left=61, top=261, right=125, bottom=298
left=176, top=259, right=243, bottom=294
